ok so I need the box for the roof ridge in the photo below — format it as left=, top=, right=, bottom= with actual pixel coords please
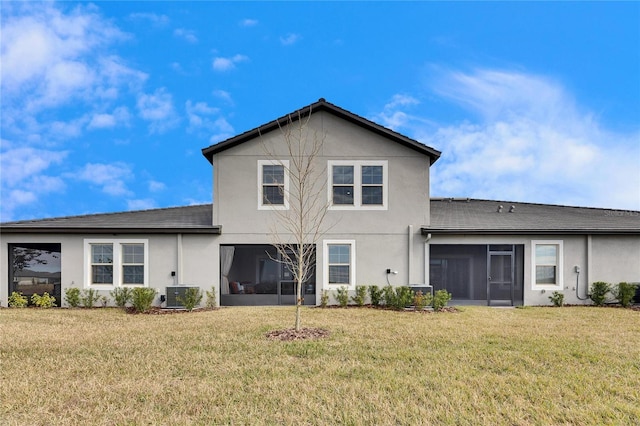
left=431, top=198, right=640, bottom=213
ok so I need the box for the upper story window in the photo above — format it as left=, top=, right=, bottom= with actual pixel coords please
left=258, top=160, right=289, bottom=210
left=85, top=239, right=148, bottom=288
left=531, top=240, right=563, bottom=290
left=328, top=160, right=388, bottom=210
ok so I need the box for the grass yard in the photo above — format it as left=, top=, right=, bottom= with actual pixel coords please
left=1, top=306, right=639, bottom=425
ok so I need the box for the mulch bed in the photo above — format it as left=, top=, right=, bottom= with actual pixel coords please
left=265, top=327, right=331, bottom=341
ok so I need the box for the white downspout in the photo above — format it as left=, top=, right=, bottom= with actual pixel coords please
left=424, top=233, right=432, bottom=285
left=177, top=233, right=184, bottom=284
left=408, top=225, right=414, bottom=284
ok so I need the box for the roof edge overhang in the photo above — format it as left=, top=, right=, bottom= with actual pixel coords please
left=201, top=98, right=441, bottom=165
left=421, top=228, right=640, bottom=236
left=0, top=226, right=222, bottom=235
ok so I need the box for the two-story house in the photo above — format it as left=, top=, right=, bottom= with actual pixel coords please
left=1, top=99, right=639, bottom=307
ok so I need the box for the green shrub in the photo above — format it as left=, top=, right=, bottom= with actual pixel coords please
left=614, top=282, right=637, bottom=308
left=549, top=291, right=564, bottom=307
left=205, top=286, right=217, bottom=309
left=351, top=285, right=367, bottom=307
left=432, top=289, right=452, bottom=312
left=64, top=287, right=81, bottom=308
left=335, top=286, right=349, bottom=307
left=131, top=287, right=157, bottom=313
left=81, top=289, right=101, bottom=308
left=31, top=292, right=56, bottom=308
left=413, top=290, right=432, bottom=311
left=110, top=287, right=133, bottom=309
left=383, top=286, right=414, bottom=310
left=320, top=290, right=330, bottom=308
left=590, top=281, right=611, bottom=306
left=100, top=296, right=109, bottom=307
left=8, top=291, right=28, bottom=308
left=177, top=287, right=203, bottom=311
left=368, top=285, right=383, bottom=307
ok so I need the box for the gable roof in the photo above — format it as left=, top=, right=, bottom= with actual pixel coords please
left=425, top=198, right=640, bottom=235
left=201, top=98, right=441, bottom=165
left=0, top=204, right=220, bottom=234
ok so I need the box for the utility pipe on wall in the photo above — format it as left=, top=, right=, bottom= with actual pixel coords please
left=177, top=233, right=183, bottom=284
left=408, top=225, right=413, bottom=284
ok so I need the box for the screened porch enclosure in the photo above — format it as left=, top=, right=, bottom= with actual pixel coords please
left=220, top=244, right=316, bottom=306
left=430, top=244, right=524, bottom=306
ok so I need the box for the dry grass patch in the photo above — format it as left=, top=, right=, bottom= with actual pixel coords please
left=1, top=306, right=639, bottom=425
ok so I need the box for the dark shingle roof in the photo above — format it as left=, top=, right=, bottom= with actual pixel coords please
left=201, top=98, right=441, bottom=165
left=425, top=198, right=640, bottom=235
left=0, top=204, right=220, bottom=234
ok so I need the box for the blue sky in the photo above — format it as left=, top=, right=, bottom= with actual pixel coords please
left=1, top=1, right=639, bottom=222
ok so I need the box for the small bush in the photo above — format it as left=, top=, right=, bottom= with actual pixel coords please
left=31, top=292, right=56, bottom=308
left=320, top=290, right=330, bottom=308
left=64, top=288, right=81, bottom=308
left=383, top=286, right=414, bottom=310
left=131, top=287, right=157, bottom=313
left=351, top=285, right=367, bottom=307
left=335, top=286, right=349, bottom=307
left=413, top=290, right=432, bottom=311
left=590, top=281, right=611, bottom=307
left=177, top=287, right=203, bottom=311
left=549, top=291, right=564, bottom=307
left=8, top=291, right=28, bottom=308
left=614, top=282, right=637, bottom=308
left=432, top=289, right=452, bottom=312
left=81, top=289, right=101, bottom=308
left=110, top=287, right=133, bottom=309
left=100, top=296, right=109, bottom=307
left=368, top=285, right=383, bottom=307
left=205, top=286, right=217, bottom=309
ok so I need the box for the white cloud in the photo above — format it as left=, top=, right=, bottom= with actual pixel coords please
left=240, top=18, right=258, bottom=27
left=174, top=28, right=198, bottom=43
left=148, top=180, right=166, bottom=192
left=280, top=33, right=301, bottom=46
left=381, top=68, right=640, bottom=210
left=76, top=162, right=134, bottom=197
left=88, top=107, right=131, bottom=130
left=127, top=198, right=157, bottom=211
left=136, top=88, right=179, bottom=133
left=128, top=12, right=169, bottom=27
left=185, top=100, right=234, bottom=142
left=212, top=54, right=249, bottom=72
left=212, top=90, right=234, bottom=104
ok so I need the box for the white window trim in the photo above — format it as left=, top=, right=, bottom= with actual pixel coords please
left=328, top=160, right=388, bottom=210
left=531, top=240, right=563, bottom=290
left=323, top=239, right=356, bottom=289
left=84, top=239, right=149, bottom=289
left=258, top=159, right=290, bottom=210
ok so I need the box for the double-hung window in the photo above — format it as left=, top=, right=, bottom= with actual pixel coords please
left=85, top=239, right=148, bottom=288
left=258, top=160, right=289, bottom=210
left=324, top=240, right=356, bottom=288
left=531, top=240, right=563, bottom=290
left=329, top=161, right=387, bottom=209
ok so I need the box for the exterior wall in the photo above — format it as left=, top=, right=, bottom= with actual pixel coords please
left=428, top=233, right=640, bottom=306
left=0, top=233, right=218, bottom=307
left=210, top=111, right=432, bottom=303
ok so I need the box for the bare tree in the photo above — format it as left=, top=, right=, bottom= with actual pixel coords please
left=261, top=109, right=331, bottom=332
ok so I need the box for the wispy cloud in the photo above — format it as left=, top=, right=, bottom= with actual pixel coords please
left=88, top=107, right=131, bottom=130
left=136, top=88, right=179, bottom=133
left=280, top=33, right=301, bottom=46
left=239, top=18, right=258, bottom=27
left=382, top=68, right=640, bottom=210
left=185, top=100, right=234, bottom=142
left=128, top=12, right=170, bottom=27
left=75, top=162, right=134, bottom=197
left=174, top=28, right=198, bottom=43
left=212, top=54, right=249, bottom=72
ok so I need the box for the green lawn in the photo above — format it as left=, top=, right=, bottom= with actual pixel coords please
left=1, top=306, right=639, bottom=425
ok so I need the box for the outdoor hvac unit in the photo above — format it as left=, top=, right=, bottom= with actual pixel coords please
left=165, top=286, right=199, bottom=308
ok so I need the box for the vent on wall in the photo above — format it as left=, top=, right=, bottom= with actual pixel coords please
left=165, top=286, right=199, bottom=308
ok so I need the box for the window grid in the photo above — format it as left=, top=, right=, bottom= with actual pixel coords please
left=91, top=244, right=113, bottom=285
left=328, top=161, right=387, bottom=210
left=262, top=164, right=285, bottom=206
left=122, top=244, right=145, bottom=285
left=85, top=240, right=148, bottom=288
left=532, top=241, right=563, bottom=290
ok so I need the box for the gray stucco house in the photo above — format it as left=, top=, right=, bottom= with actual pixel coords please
left=2, top=99, right=639, bottom=307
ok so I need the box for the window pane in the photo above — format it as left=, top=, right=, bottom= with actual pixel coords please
left=362, top=166, right=383, bottom=184
left=122, top=244, right=144, bottom=263
left=333, top=166, right=354, bottom=184
left=329, top=245, right=350, bottom=264
left=362, top=186, right=383, bottom=205
left=329, top=265, right=350, bottom=284
left=263, top=165, right=284, bottom=184
left=123, top=265, right=144, bottom=284
left=536, top=266, right=556, bottom=284
left=92, top=244, right=113, bottom=264
left=92, top=265, right=113, bottom=284
left=263, top=186, right=284, bottom=205
left=333, top=186, right=354, bottom=205
left=536, top=245, right=557, bottom=265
